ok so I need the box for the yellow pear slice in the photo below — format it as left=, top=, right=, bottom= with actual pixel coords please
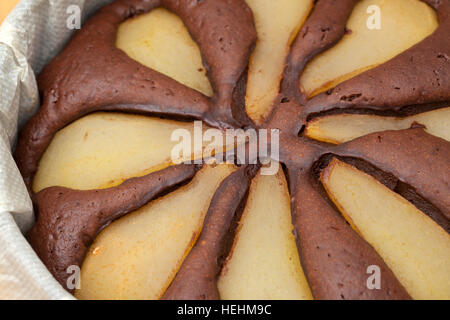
left=321, top=159, right=450, bottom=300
left=218, top=164, right=312, bottom=300
left=245, top=0, right=313, bottom=123
left=74, top=164, right=236, bottom=300
left=116, top=8, right=213, bottom=96
left=300, top=0, right=438, bottom=98
left=33, top=112, right=223, bottom=192
left=305, top=107, right=450, bottom=144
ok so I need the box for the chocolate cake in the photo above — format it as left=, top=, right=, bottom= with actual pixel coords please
left=15, top=0, right=449, bottom=300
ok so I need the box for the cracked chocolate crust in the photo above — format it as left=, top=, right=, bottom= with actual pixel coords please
left=15, top=0, right=449, bottom=299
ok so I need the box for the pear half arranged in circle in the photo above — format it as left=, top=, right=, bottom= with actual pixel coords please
left=33, top=112, right=230, bottom=192
left=300, top=0, right=438, bottom=98
left=305, top=107, right=450, bottom=144
left=245, top=0, right=313, bottom=123
left=75, top=164, right=236, bottom=300
left=321, top=158, right=450, bottom=300
left=116, top=8, right=213, bottom=96
left=218, top=163, right=312, bottom=300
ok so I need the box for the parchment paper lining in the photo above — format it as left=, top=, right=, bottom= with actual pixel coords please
left=0, top=0, right=116, bottom=300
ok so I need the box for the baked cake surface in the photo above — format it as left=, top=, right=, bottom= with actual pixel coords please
left=15, top=0, right=450, bottom=299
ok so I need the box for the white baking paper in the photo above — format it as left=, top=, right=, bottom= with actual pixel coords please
left=0, top=0, right=116, bottom=300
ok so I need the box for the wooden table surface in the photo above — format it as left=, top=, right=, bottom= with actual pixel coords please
left=1, top=0, right=21, bottom=24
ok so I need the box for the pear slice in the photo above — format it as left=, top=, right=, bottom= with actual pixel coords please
left=218, top=163, right=312, bottom=300
left=33, top=112, right=230, bottom=192
left=245, top=0, right=313, bottom=123
left=305, top=107, right=450, bottom=144
left=321, top=159, right=450, bottom=300
left=300, top=0, right=438, bottom=98
left=116, top=8, right=213, bottom=97
left=74, top=164, right=236, bottom=300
